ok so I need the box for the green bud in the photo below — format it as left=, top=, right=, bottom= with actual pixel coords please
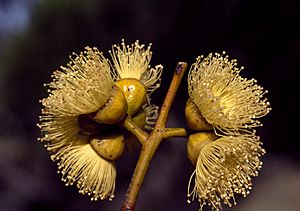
left=90, top=133, right=125, bottom=160
left=131, top=109, right=146, bottom=129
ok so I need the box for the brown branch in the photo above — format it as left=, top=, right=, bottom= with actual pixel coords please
left=121, top=62, right=188, bottom=211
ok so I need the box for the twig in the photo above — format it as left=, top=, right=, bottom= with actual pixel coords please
left=121, top=62, right=188, bottom=211
left=123, top=117, right=149, bottom=146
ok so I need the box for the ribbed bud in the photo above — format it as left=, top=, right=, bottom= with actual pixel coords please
left=185, top=98, right=213, bottom=131
left=90, top=134, right=125, bottom=161
left=92, top=85, right=128, bottom=124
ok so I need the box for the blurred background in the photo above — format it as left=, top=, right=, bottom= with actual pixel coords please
left=0, top=0, right=299, bottom=210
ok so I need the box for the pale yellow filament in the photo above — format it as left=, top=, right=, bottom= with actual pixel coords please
left=143, top=103, right=159, bottom=130
left=42, top=47, right=113, bottom=117
left=187, top=136, right=265, bottom=210
left=55, top=138, right=116, bottom=201
left=38, top=46, right=116, bottom=201
left=110, top=39, right=163, bottom=94
left=188, top=52, right=271, bottom=136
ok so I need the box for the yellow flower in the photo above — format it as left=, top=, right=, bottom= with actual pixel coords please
left=38, top=42, right=162, bottom=201
left=110, top=39, right=163, bottom=94
left=187, top=135, right=265, bottom=210
left=188, top=52, right=271, bottom=136
left=109, top=40, right=162, bottom=117
left=43, top=47, right=113, bottom=116
left=55, top=135, right=116, bottom=201
left=38, top=47, right=116, bottom=201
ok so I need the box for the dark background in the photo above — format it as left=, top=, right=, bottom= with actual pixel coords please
left=0, top=0, right=299, bottom=210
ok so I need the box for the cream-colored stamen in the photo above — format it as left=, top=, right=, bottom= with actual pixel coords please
left=188, top=52, right=271, bottom=136
left=187, top=135, right=265, bottom=210
left=110, top=39, right=163, bottom=94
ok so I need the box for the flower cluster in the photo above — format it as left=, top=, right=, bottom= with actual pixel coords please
left=186, top=52, right=271, bottom=210
left=38, top=42, right=271, bottom=210
left=38, top=41, right=162, bottom=201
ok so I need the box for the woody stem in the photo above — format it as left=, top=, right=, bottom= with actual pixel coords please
left=121, top=62, right=188, bottom=211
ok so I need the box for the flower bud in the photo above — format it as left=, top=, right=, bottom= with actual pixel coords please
left=185, top=98, right=212, bottom=130
left=90, top=134, right=125, bottom=161
left=115, top=79, right=147, bottom=116
left=91, top=86, right=128, bottom=124
left=187, top=132, right=217, bottom=165
left=131, top=109, right=146, bottom=129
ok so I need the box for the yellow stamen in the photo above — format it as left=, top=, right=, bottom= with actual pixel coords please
left=110, top=39, right=163, bottom=94
left=188, top=135, right=265, bottom=210
left=188, top=52, right=271, bottom=136
left=55, top=136, right=116, bottom=201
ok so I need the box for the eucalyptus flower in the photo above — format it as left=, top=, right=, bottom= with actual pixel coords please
left=38, top=47, right=118, bottom=201
left=187, top=52, right=271, bottom=136
left=55, top=135, right=117, bottom=201
left=110, top=40, right=163, bottom=115
left=186, top=52, right=270, bottom=210
left=187, top=134, right=265, bottom=210
left=110, top=39, right=163, bottom=94
left=37, top=41, right=270, bottom=210
left=38, top=42, right=163, bottom=202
